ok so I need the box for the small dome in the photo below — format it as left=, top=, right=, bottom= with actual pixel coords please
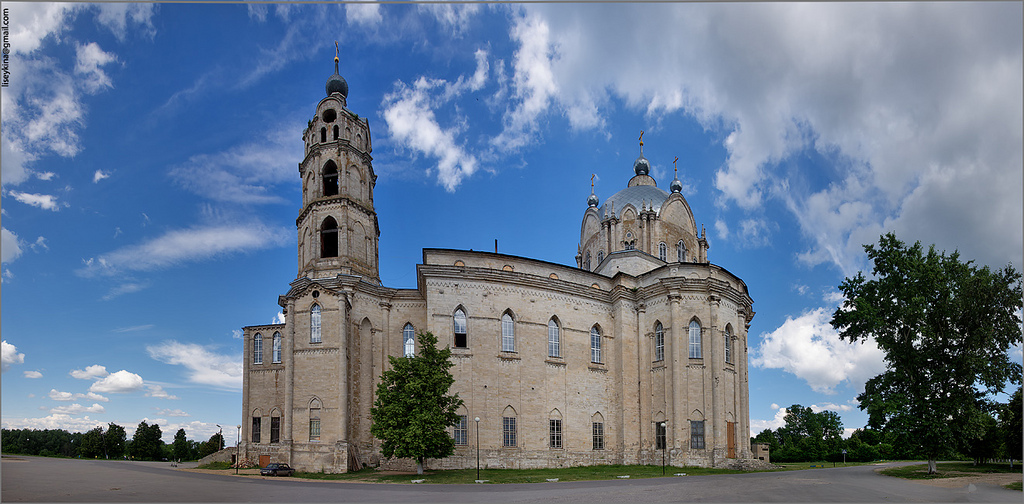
left=670, top=177, right=682, bottom=194
left=633, top=155, right=650, bottom=176
left=326, top=59, right=348, bottom=97
left=587, top=192, right=599, bottom=207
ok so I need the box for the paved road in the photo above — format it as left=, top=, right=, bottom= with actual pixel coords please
left=2, top=456, right=1019, bottom=502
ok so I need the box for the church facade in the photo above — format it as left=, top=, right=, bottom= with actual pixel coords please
left=238, top=59, right=756, bottom=473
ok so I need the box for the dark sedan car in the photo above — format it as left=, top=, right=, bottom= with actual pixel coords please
left=260, top=463, right=295, bottom=477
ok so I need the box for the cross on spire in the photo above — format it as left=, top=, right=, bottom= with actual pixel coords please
left=673, top=156, right=679, bottom=177
left=638, top=130, right=645, bottom=155
left=591, top=173, right=595, bottom=191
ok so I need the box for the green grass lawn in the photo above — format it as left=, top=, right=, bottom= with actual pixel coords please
left=879, top=461, right=1021, bottom=480
left=1005, top=481, right=1022, bottom=491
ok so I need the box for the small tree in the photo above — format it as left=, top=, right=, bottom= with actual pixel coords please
left=172, top=429, right=189, bottom=462
left=105, top=423, right=127, bottom=459
left=832, top=233, right=1023, bottom=474
left=371, top=331, right=463, bottom=475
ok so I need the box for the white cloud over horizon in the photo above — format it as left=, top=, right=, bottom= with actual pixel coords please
left=2, top=341, right=26, bottom=372
left=70, top=365, right=109, bottom=380
left=89, top=370, right=145, bottom=394
left=147, top=340, right=242, bottom=390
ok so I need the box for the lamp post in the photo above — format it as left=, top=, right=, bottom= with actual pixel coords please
left=236, top=425, right=241, bottom=475
left=474, top=417, right=481, bottom=481
left=660, top=422, right=667, bottom=475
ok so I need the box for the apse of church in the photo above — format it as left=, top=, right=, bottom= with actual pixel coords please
left=239, top=55, right=756, bottom=473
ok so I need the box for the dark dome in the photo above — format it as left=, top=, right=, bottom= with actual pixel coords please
left=326, top=59, right=348, bottom=97
left=670, top=177, right=682, bottom=194
left=633, top=155, right=650, bottom=176
left=587, top=192, right=599, bottom=207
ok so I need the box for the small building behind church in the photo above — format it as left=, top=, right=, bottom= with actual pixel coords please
left=238, top=57, right=756, bottom=473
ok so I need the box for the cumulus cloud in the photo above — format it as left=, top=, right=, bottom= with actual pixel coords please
left=147, top=340, right=242, bottom=390
left=750, top=406, right=788, bottom=434
left=89, top=370, right=145, bottom=394
left=70, top=364, right=109, bottom=380
left=1, top=414, right=106, bottom=433
left=75, top=42, right=118, bottom=94
left=751, top=307, right=886, bottom=394
left=8, top=191, right=61, bottom=211
left=273, top=312, right=286, bottom=325
left=49, top=389, right=74, bottom=401
left=2, top=341, right=25, bottom=372
left=491, top=12, right=559, bottom=151
left=346, top=1, right=382, bottom=26
left=51, top=403, right=105, bottom=415
left=418, top=2, right=481, bottom=35
left=23, top=370, right=43, bottom=379
left=52, top=389, right=110, bottom=402
left=156, top=408, right=190, bottom=417
left=78, top=222, right=290, bottom=276
left=2, top=228, right=24, bottom=263
left=810, top=402, right=854, bottom=413
left=92, top=169, right=111, bottom=183
left=144, top=384, right=179, bottom=400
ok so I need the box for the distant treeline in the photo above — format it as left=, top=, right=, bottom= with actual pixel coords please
left=2, top=421, right=226, bottom=462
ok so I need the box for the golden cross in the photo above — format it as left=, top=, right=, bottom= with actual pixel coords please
left=639, top=130, right=644, bottom=146
left=591, top=173, right=595, bottom=189
left=673, top=156, right=679, bottom=176
left=335, top=41, right=340, bottom=62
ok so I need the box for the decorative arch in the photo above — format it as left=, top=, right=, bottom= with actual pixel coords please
left=688, top=318, right=702, bottom=359
left=453, top=306, right=468, bottom=348
left=252, top=408, right=263, bottom=417
left=548, top=317, right=561, bottom=358
left=320, top=216, right=339, bottom=258
left=501, top=310, right=516, bottom=352
left=690, top=409, right=705, bottom=421
left=549, top=408, right=562, bottom=420
left=403, top=323, right=415, bottom=357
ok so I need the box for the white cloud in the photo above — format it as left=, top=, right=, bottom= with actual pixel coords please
left=23, top=370, right=43, bottom=379
left=144, top=384, right=179, bottom=400
left=810, top=402, right=854, bottom=413
left=247, top=4, right=268, bottom=22
left=78, top=222, right=290, bottom=276
left=70, top=364, right=109, bottom=380
left=156, top=408, right=190, bottom=417
left=1, top=414, right=106, bottom=433
left=418, top=3, right=481, bottom=35
left=751, top=307, right=886, bottom=394
left=491, top=12, right=559, bottom=151
left=30, top=236, right=48, bottom=252
left=346, top=1, right=382, bottom=27
left=750, top=406, right=788, bottom=434
left=92, top=169, right=111, bottom=183
left=8, top=191, right=61, bottom=211
left=51, top=403, right=105, bottom=415
left=273, top=312, right=286, bottom=325
left=89, top=369, right=145, bottom=394
left=101, top=282, right=149, bottom=301
left=2, top=340, right=25, bottom=372
left=36, top=171, right=56, bottom=180
left=232, top=329, right=243, bottom=340
left=94, top=3, right=156, bottom=40
left=2, top=228, right=24, bottom=263
left=49, top=389, right=75, bottom=401
left=147, top=340, right=242, bottom=390
left=75, top=42, right=117, bottom=94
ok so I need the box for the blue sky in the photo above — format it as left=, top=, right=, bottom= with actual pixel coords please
left=2, top=2, right=1021, bottom=445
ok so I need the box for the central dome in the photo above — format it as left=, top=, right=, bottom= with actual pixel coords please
left=600, top=184, right=670, bottom=219
left=326, top=59, right=349, bottom=97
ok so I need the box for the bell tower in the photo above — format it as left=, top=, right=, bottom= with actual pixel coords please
left=295, top=47, right=379, bottom=283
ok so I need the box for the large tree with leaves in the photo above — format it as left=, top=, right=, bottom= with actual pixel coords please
left=370, top=331, right=463, bottom=475
left=831, top=233, right=1022, bottom=474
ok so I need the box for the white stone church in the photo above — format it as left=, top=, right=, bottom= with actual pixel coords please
left=238, top=57, right=756, bottom=473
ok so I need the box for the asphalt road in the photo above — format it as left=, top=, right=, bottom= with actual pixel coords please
left=2, top=456, right=1019, bottom=502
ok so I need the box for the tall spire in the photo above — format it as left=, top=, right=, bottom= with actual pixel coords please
left=587, top=173, right=599, bottom=207
left=670, top=155, right=682, bottom=193
left=325, top=41, right=349, bottom=98
left=633, top=130, right=650, bottom=176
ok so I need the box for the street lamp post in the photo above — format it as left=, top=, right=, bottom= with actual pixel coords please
left=660, top=422, right=667, bottom=475
left=474, top=417, right=481, bottom=481
left=236, top=425, right=241, bottom=475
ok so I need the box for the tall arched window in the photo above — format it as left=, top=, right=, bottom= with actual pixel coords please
left=677, top=240, right=687, bottom=262
left=689, top=320, right=702, bottom=359
left=272, top=332, right=282, bottom=363
left=591, top=326, right=602, bottom=363
left=724, top=325, right=733, bottom=364
left=548, top=318, right=561, bottom=358
left=659, top=242, right=667, bottom=261
left=253, top=333, right=263, bottom=364
left=310, top=304, right=322, bottom=343
left=584, top=251, right=591, bottom=271
left=453, top=308, right=467, bottom=348
left=320, top=127, right=327, bottom=143
left=332, top=125, right=339, bottom=140
left=501, top=312, right=515, bottom=352
left=320, top=216, right=339, bottom=258
left=403, top=323, right=415, bottom=357
left=323, top=161, right=339, bottom=197
left=309, top=399, right=321, bottom=441
left=597, top=250, right=604, bottom=263
left=654, top=322, right=664, bottom=361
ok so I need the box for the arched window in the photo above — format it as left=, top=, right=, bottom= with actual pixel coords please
left=309, top=399, right=321, bottom=441
left=501, top=312, right=515, bottom=352
left=332, top=125, right=339, bottom=140
left=597, top=250, right=605, bottom=263
left=591, top=326, right=602, bottom=363
left=625, top=240, right=635, bottom=250
left=549, top=409, right=563, bottom=449
left=659, top=242, right=667, bottom=261
left=310, top=304, right=322, bottom=343
left=320, top=127, right=327, bottom=143
left=724, top=325, right=733, bottom=364
left=548, top=318, right=561, bottom=358
left=689, top=320, right=702, bottom=359
left=253, top=333, right=263, bottom=364
left=403, top=323, right=415, bottom=357
left=453, top=308, right=467, bottom=348
left=323, top=161, right=339, bottom=197
left=592, top=412, right=605, bottom=450
left=677, top=240, right=686, bottom=262
left=272, top=332, right=282, bottom=363
left=320, top=217, right=339, bottom=258
left=502, top=406, right=517, bottom=447
left=584, top=251, right=591, bottom=271
left=654, top=322, right=664, bottom=361
left=270, top=409, right=281, bottom=444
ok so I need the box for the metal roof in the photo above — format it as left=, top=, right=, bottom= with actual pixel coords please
left=599, top=184, right=670, bottom=219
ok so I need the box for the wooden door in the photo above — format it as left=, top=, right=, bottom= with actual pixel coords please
left=259, top=455, right=270, bottom=468
left=727, top=421, right=736, bottom=458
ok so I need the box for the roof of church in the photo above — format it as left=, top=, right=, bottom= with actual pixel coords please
left=599, top=180, right=670, bottom=219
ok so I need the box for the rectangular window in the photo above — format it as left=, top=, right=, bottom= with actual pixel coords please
left=454, top=415, right=468, bottom=446
left=690, top=420, right=705, bottom=450
left=502, top=417, right=517, bottom=447
left=549, top=419, right=562, bottom=449
left=592, top=422, right=605, bottom=450
left=251, top=417, right=261, bottom=443
left=309, top=419, right=321, bottom=441
left=655, top=422, right=667, bottom=450
left=270, top=417, right=281, bottom=444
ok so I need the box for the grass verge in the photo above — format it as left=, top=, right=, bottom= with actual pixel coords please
left=1005, top=481, right=1022, bottom=491
left=197, top=461, right=234, bottom=470
left=879, top=461, right=1020, bottom=480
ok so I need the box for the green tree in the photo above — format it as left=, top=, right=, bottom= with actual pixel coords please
left=370, top=331, right=463, bottom=475
left=197, top=432, right=224, bottom=459
left=1000, top=387, right=1022, bottom=463
left=105, top=423, right=127, bottom=459
left=79, top=427, right=105, bottom=458
left=965, top=412, right=1002, bottom=464
left=129, top=421, right=164, bottom=460
left=172, top=428, right=189, bottom=462
left=831, top=233, right=1023, bottom=474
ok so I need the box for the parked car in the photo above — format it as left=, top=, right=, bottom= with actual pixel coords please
left=260, top=463, right=295, bottom=477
